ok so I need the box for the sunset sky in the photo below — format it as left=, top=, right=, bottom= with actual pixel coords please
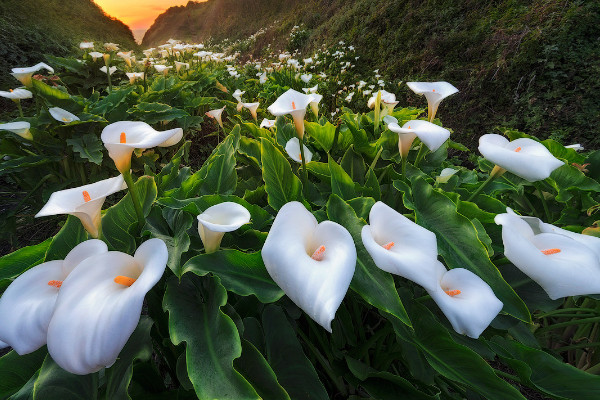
left=94, top=0, right=193, bottom=42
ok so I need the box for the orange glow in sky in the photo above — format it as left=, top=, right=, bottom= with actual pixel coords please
left=94, top=0, right=192, bottom=42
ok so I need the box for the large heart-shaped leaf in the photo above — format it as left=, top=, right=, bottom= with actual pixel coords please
left=260, top=138, right=302, bottom=210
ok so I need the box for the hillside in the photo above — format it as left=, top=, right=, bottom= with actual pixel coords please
left=143, top=0, right=600, bottom=148
left=0, top=0, right=136, bottom=88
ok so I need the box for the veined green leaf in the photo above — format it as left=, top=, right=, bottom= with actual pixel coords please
left=260, top=138, right=302, bottom=210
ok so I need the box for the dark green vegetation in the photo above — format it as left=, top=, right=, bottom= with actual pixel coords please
left=0, top=0, right=136, bottom=88
left=143, top=0, right=600, bottom=148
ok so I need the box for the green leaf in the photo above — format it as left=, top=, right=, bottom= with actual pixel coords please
left=33, top=355, right=96, bottom=400
left=0, top=156, right=57, bottom=178
left=409, top=177, right=530, bottom=322
left=155, top=142, right=191, bottom=196
left=66, top=133, right=103, bottom=165
left=305, top=161, right=331, bottom=181
left=201, top=153, right=237, bottom=196
left=102, top=176, right=157, bottom=253
left=549, top=164, right=600, bottom=202
left=45, top=215, right=88, bottom=261
left=238, top=136, right=262, bottom=168
left=127, top=102, right=190, bottom=124
left=0, top=238, right=51, bottom=292
left=260, top=138, right=303, bottom=210
left=182, top=250, right=283, bottom=303
left=305, top=121, right=336, bottom=152
left=262, top=305, right=329, bottom=400
left=31, top=79, right=71, bottom=100
left=328, top=155, right=356, bottom=200
left=144, top=207, right=192, bottom=276
left=0, top=348, right=46, bottom=399
left=89, top=86, right=136, bottom=116
left=326, top=194, right=411, bottom=326
left=163, top=275, right=259, bottom=400
left=490, top=336, right=600, bottom=399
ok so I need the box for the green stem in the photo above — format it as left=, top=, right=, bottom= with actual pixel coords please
left=466, top=173, right=497, bottom=202
left=331, top=123, right=341, bottom=154
left=91, top=371, right=98, bottom=400
left=299, top=135, right=309, bottom=192
left=369, top=146, right=383, bottom=173
left=122, top=170, right=145, bottom=231
left=401, top=154, right=407, bottom=178
left=15, top=100, right=23, bottom=118
left=537, top=317, right=600, bottom=334
left=535, top=182, right=552, bottom=222
left=493, top=369, right=521, bottom=383
left=413, top=144, right=428, bottom=168
left=538, top=308, right=600, bottom=318
left=415, top=294, right=432, bottom=303
left=521, top=194, right=540, bottom=219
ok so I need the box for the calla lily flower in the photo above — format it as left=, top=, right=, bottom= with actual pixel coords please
left=300, top=74, right=312, bottom=83
left=436, top=168, right=459, bottom=184
left=116, top=51, right=133, bottom=67
left=79, top=41, right=94, bottom=49
left=49, top=107, right=80, bottom=124
left=47, top=238, right=168, bottom=375
left=126, top=72, right=144, bottom=84
left=262, top=201, right=356, bottom=332
left=427, top=261, right=503, bottom=339
left=0, top=88, right=32, bottom=100
left=241, top=102, right=259, bottom=121
left=101, top=121, right=183, bottom=173
left=197, top=202, right=251, bottom=253
left=153, top=64, right=172, bottom=75
left=495, top=208, right=600, bottom=299
left=260, top=118, right=275, bottom=129
left=104, top=42, right=119, bottom=51
left=565, top=144, right=584, bottom=151
left=100, top=66, right=117, bottom=75
left=285, top=138, right=312, bottom=163
left=361, top=201, right=440, bottom=291
left=267, top=89, right=313, bottom=139
left=0, top=121, right=32, bottom=140
left=302, top=84, right=318, bottom=94
left=0, top=340, right=7, bottom=349
left=174, top=61, right=189, bottom=72
left=36, top=175, right=126, bottom=238
left=406, top=81, right=458, bottom=122
left=11, top=63, right=54, bottom=87
left=206, top=106, right=226, bottom=129
left=233, top=89, right=245, bottom=111
left=385, top=117, right=450, bottom=156
left=89, top=51, right=104, bottom=61
left=367, top=90, right=398, bottom=116
left=0, top=240, right=108, bottom=354
left=308, top=93, right=322, bottom=118
left=478, top=134, right=563, bottom=182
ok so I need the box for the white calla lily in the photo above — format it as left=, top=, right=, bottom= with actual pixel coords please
left=174, top=61, right=189, bottom=72
left=197, top=202, right=251, bottom=253
left=302, top=84, right=318, bottom=94
left=406, top=81, right=458, bottom=122
left=206, top=106, right=226, bottom=129
left=153, top=64, right=172, bottom=75
left=260, top=118, right=275, bottom=129
left=79, top=41, right=94, bottom=49
left=233, top=89, right=245, bottom=111
left=436, top=168, right=459, bottom=184
left=267, top=89, right=313, bottom=139
left=0, top=121, right=32, bottom=140
left=367, top=90, right=398, bottom=117
left=104, top=43, right=119, bottom=51
left=495, top=208, right=600, bottom=299
left=100, top=66, right=117, bottom=75
left=89, top=51, right=104, bottom=62
left=262, top=201, right=356, bottom=332
left=427, top=261, right=503, bottom=339
left=0, top=340, right=7, bottom=349
left=49, top=107, right=80, bottom=124
left=47, top=238, right=168, bottom=375
left=300, top=74, right=312, bottom=83
left=285, top=138, right=312, bottom=164
left=126, top=72, right=144, bottom=84
left=241, top=102, right=259, bottom=121
left=361, top=201, right=440, bottom=291
left=11, top=63, right=54, bottom=87
left=35, top=175, right=126, bottom=238
left=386, top=118, right=450, bottom=155
left=116, top=51, right=133, bottom=67
left=0, top=88, right=32, bottom=100
left=565, top=144, right=584, bottom=151
left=101, top=121, right=183, bottom=173
left=479, top=134, right=563, bottom=182
left=308, top=93, right=322, bottom=118
left=0, top=240, right=108, bottom=354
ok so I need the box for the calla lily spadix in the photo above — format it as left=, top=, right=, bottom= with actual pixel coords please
left=478, top=134, right=563, bottom=182
left=47, top=238, right=168, bottom=375
left=285, top=138, right=313, bottom=164
left=11, top=62, right=54, bottom=87
left=0, top=88, right=32, bottom=100
left=361, top=201, right=440, bottom=291
left=49, top=107, right=80, bottom=124
left=0, top=240, right=108, bottom=354
left=35, top=175, right=127, bottom=238
left=262, top=202, right=356, bottom=332
left=384, top=117, right=451, bottom=156
left=100, top=66, right=117, bottom=75
left=267, top=89, right=313, bottom=139
left=427, top=261, right=503, bottom=339
left=406, top=81, right=458, bottom=122
left=495, top=208, right=600, bottom=299
left=89, top=51, right=104, bottom=62
left=0, top=121, right=32, bottom=140
left=206, top=106, right=226, bottom=129
left=101, top=121, right=183, bottom=173
left=197, top=202, right=251, bottom=253
left=241, top=102, right=259, bottom=121
left=260, top=118, right=275, bottom=129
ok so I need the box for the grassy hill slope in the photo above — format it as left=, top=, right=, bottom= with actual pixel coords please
left=0, top=0, right=136, bottom=88
left=143, top=0, right=600, bottom=148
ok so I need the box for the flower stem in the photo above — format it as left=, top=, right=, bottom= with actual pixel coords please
left=373, top=90, right=381, bottom=135
left=401, top=154, right=407, bottom=178
left=413, top=144, right=428, bottom=168
left=535, top=182, right=552, bottom=222
left=122, top=170, right=145, bottom=231
left=104, top=60, right=112, bottom=93
left=369, top=145, right=383, bottom=173
left=15, top=100, right=23, bottom=118
left=299, top=135, right=309, bottom=192
left=537, top=316, right=600, bottom=334
left=466, top=166, right=505, bottom=202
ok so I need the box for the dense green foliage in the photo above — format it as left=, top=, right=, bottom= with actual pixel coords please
left=0, top=0, right=136, bottom=88
left=143, top=0, right=600, bottom=148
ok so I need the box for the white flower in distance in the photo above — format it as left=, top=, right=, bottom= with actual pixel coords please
left=0, top=240, right=108, bottom=354
left=175, top=61, right=189, bottom=72
left=104, top=42, right=119, bottom=51
left=406, top=81, right=458, bottom=122
left=267, top=89, right=313, bottom=139
left=262, top=202, right=356, bottom=332
left=0, top=121, right=32, bottom=140
left=153, top=64, right=172, bottom=75
left=206, top=106, right=226, bottom=129
left=101, top=121, right=183, bottom=173
left=0, top=88, right=32, bottom=100
left=116, top=51, right=134, bottom=67
left=258, top=72, right=268, bottom=84
left=427, top=261, right=503, bottom=339
left=232, top=89, right=245, bottom=111
left=47, top=238, right=168, bottom=375
left=285, top=138, right=312, bottom=164
left=79, top=41, right=94, bottom=50
left=197, top=202, right=250, bottom=254
left=241, top=102, right=260, bottom=121
left=36, top=175, right=126, bottom=238
left=300, top=74, right=312, bottom=83
left=49, top=107, right=80, bottom=124
left=436, top=168, right=459, bottom=184
left=100, top=66, right=117, bottom=75
left=361, top=201, right=440, bottom=291
left=565, top=144, right=584, bottom=151
left=89, top=51, right=104, bottom=62
left=302, top=84, right=318, bottom=94
left=385, top=117, right=450, bottom=156
left=260, top=118, right=275, bottom=129
left=495, top=208, right=600, bottom=299
left=11, top=62, right=54, bottom=87
left=367, top=90, right=399, bottom=115
left=126, top=72, right=144, bottom=84
left=479, top=134, right=563, bottom=182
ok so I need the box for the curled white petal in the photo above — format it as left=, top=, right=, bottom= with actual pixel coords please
left=197, top=202, right=251, bottom=253
left=387, top=120, right=450, bottom=152
left=406, top=81, right=458, bottom=121
left=49, top=107, right=80, bottom=124
left=0, top=88, right=32, bottom=100
left=285, top=138, right=312, bottom=164
left=0, top=121, right=32, bottom=140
